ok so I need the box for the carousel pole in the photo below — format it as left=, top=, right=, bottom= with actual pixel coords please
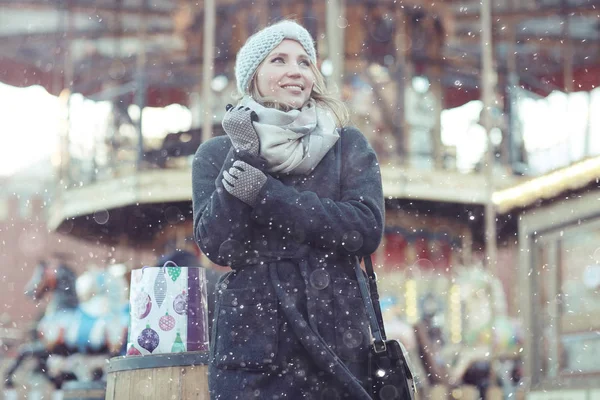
left=197, top=0, right=216, bottom=271
left=58, top=0, right=74, bottom=186
left=326, top=0, right=345, bottom=96
left=201, top=0, right=216, bottom=143
left=561, top=0, right=574, bottom=164
left=481, top=0, right=497, bottom=272
left=480, top=0, right=499, bottom=388
left=135, top=0, right=147, bottom=170
left=394, top=8, right=410, bottom=164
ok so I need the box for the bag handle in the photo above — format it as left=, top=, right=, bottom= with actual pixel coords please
left=161, top=260, right=179, bottom=269
left=141, top=260, right=180, bottom=276
left=354, top=256, right=387, bottom=352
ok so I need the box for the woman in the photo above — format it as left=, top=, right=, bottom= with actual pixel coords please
left=192, top=20, right=384, bottom=399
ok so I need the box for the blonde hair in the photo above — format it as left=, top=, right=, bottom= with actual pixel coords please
left=235, top=58, right=350, bottom=127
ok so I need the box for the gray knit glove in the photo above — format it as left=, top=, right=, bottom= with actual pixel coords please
left=222, top=160, right=267, bottom=206
left=222, top=104, right=260, bottom=156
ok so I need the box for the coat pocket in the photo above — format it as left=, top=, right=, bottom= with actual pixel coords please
left=332, top=278, right=370, bottom=363
left=213, top=286, right=278, bottom=371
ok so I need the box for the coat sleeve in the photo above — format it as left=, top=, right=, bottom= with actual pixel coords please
left=192, top=137, right=255, bottom=265
left=250, top=127, right=385, bottom=257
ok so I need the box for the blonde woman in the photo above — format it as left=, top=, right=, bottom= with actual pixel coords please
left=192, top=20, right=384, bottom=399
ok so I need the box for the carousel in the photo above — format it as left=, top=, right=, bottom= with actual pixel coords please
left=1, top=0, right=598, bottom=398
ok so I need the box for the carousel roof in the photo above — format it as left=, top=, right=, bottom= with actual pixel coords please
left=0, top=0, right=598, bottom=108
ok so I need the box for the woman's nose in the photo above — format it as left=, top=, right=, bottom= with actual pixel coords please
left=285, top=64, right=301, bottom=77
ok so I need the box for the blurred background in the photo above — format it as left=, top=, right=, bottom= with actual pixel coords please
left=0, top=0, right=599, bottom=398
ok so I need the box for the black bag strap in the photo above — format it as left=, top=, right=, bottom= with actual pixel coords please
left=355, top=255, right=387, bottom=352
left=364, top=255, right=387, bottom=341
left=338, top=135, right=388, bottom=352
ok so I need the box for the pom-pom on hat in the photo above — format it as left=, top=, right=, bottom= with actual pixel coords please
left=235, top=20, right=317, bottom=95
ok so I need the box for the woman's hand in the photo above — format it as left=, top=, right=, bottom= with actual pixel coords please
left=222, top=160, right=267, bottom=207
left=222, top=104, right=260, bottom=156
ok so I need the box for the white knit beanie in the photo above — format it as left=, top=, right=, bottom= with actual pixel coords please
left=235, top=20, right=317, bottom=95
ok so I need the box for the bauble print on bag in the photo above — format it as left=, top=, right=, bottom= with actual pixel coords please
left=126, top=261, right=209, bottom=356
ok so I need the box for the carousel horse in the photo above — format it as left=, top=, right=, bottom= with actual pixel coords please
left=393, top=311, right=521, bottom=399
left=452, top=267, right=523, bottom=399
left=382, top=287, right=522, bottom=399
left=4, top=261, right=129, bottom=390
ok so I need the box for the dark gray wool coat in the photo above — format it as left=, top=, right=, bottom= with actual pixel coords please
left=192, top=126, right=385, bottom=400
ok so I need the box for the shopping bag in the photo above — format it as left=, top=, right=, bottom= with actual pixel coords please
left=126, top=261, right=209, bottom=355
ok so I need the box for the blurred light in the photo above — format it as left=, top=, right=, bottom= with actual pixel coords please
left=412, top=76, right=430, bottom=94
left=490, top=127, right=503, bottom=146
left=384, top=55, right=395, bottom=66
left=337, top=16, right=349, bottom=29
left=321, top=59, right=333, bottom=77
left=58, top=88, right=71, bottom=103
left=211, top=75, right=229, bottom=92
left=583, top=264, right=600, bottom=288
left=450, top=284, right=462, bottom=344
left=109, top=263, right=127, bottom=277
left=405, top=279, right=418, bottom=324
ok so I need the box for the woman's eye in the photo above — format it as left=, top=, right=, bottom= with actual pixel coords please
left=299, top=60, right=310, bottom=67
left=271, top=57, right=284, bottom=63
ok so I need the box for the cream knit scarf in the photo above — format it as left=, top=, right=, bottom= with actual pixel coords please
left=240, top=96, right=339, bottom=175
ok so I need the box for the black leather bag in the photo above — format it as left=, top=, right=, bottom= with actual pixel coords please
left=367, top=339, right=415, bottom=400
left=355, top=257, right=417, bottom=400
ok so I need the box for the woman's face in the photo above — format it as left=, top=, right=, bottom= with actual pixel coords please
left=255, top=39, right=315, bottom=109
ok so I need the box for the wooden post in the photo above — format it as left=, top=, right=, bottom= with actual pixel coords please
left=201, top=0, right=216, bottom=144
left=326, top=0, right=345, bottom=96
